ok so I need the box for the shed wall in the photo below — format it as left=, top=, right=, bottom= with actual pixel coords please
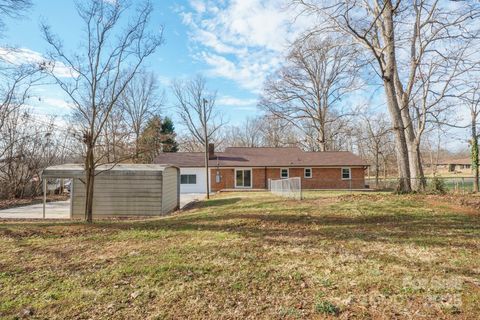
left=161, top=167, right=179, bottom=214
left=72, top=173, right=163, bottom=217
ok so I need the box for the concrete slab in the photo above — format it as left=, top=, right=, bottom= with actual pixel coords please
left=0, top=193, right=205, bottom=219
left=180, top=193, right=205, bottom=209
left=0, top=201, right=70, bottom=219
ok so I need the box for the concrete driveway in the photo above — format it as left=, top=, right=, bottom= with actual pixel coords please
left=0, top=201, right=70, bottom=219
left=179, top=193, right=205, bottom=208
left=0, top=193, right=205, bottom=219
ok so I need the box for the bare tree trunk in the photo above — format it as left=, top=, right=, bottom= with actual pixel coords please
left=384, top=80, right=411, bottom=192
left=408, top=140, right=426, bottom=191
left=382, top=2, right=411, bottom=192
left=84, top=139, right=94, bottom=223
left=472, top=112, right=479, bottom=193
left=374, top=143, right=379, bottom=187
left=382, top=154, right=388, bottom=180
left=318, top=129, right=326, bottom=152
left=135, top=130, right=140, bottom=162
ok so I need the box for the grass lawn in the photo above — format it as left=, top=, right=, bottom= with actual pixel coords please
left=1, top=192, right=479, bottom=319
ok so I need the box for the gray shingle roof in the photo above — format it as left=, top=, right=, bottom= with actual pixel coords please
left=154, top=147, right=368, bottom=167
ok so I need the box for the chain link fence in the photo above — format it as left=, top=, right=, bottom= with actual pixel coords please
left=366, top=176, right=477, bottom=193
left=267, top=176, right=477, bottom=195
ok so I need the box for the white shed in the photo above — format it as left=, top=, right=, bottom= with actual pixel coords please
left=42, top=164, right=180, bottom=218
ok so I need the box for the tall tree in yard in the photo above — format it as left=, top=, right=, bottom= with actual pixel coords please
left=160, top=117, right=178, bottom=152
left=295, top=0, right=480, bottom=192
left=120, top=70, right=163, bottom=161
left=172, top=75, right=224, bottom=147
left=462, top=82, right=480, bottom=193
left=173, top=75, right=225, bottom=199
left=260, top=36, right=358, bottom=152
left=42, top=0, right=163, bottom=222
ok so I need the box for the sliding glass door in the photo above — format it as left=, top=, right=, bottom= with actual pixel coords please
left=235, top=169, right=252, bottom=188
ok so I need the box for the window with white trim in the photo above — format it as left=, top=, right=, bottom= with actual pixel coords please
left=341, top=168, right=351, bottom=180
left=304, top=168, right=312, bottom=178
left=280, top=168, right=289, bottom=179
left=180, top=174, right=197, bottom=184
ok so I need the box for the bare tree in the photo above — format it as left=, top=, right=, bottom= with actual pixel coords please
left=42, top=0, right=163, bottom=222
left=0, top=110, right=67, bottom=199
left=295, top=0, right=480, bottom=192
left=0, top=63, right=42, bottom=158
left=358, top=113, right=392, bottom=187
left=259, top=115, right=298, bottom=148
left=224, top=117, right=264, bottom=147
left=176, top=133, right=203, bottom=152
left=0, top=0, right=31, bottom=34
left=173, top=75, right=225, bottom=198
left=100, top=108, right=129, bottom=163
left=119, top=70, right=163, bottom=161
left=172, top=75, right=225, bottom=146
left=460, top=82, right=480, bottom=192
left=260, top=36, right=358, bottom=151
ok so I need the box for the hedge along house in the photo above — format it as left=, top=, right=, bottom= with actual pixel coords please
left=42, top=164, right=180, bottom=218
left=154, top=146, right=369, bottom=193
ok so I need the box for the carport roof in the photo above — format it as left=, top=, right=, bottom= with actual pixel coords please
left=42, top=163, right=178, bottom=178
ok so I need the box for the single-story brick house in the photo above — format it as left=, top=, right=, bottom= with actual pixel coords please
left=154, top=145, right=368, bottom=193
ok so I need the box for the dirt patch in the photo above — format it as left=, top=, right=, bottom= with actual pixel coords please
left=423, top=195, right=480, bottom=215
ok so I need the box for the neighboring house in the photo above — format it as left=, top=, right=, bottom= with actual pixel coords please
left=424, top=158, right=472, bottom=173
left=154, top=145, right=368, bottom=193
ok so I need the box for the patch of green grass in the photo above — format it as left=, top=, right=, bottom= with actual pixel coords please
left=315, top=300, right=339, bottom=315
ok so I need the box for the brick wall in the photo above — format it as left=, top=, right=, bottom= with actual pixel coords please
left=210, top=167, right=366, bottom=191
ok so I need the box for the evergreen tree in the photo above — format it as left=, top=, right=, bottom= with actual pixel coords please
left=139, top=115, right=163, bottom=163
left=160, top=117, right=179, bottom=152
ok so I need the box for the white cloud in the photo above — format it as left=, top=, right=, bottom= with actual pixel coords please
left=217, top=95, right=257, bottom=107
left=0, top=47, right=77, bottom=78
left=190, top=0, right=206, bottom=13
left=180, top=0, right=313, bottom=93
left=41, top=97, right=73, bottom=110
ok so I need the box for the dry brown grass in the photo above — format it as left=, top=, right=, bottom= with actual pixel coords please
left=0, top=192, right=479, bottom=319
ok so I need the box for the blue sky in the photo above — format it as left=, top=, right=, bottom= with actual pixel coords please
left=1, top=0, right=470, bottom=151
left=2, top=0, right=305, bottom=127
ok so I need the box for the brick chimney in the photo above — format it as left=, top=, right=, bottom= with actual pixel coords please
left=208, top=143, right=215, bottom=159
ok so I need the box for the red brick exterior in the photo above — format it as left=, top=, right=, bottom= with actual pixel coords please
left=210, top=167, right=366, bottom=191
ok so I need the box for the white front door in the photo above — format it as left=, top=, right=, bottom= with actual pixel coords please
left=235, top=169, right=252, bottom=188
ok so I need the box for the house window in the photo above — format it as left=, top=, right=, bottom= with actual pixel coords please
left=304, top=168, right=312, bottom=178
left=180, top=174, right=197, bottom=184
left=341, top=168, right=351, bottom=180
left=280, top=168, right=289, bottom=179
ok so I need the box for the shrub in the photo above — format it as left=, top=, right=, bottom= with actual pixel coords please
left=428, top=177, right=446, bottom=194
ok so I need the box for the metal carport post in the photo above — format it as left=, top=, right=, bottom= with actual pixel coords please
left=43, top=178, right=47, bottom=219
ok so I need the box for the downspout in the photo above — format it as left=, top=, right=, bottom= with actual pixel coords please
left=264, top=166, right=267, bottom=190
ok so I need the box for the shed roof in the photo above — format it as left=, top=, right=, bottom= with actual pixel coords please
left=154, top=147, right=368, bottom=167
left=42, top=163, right=178, bottom=178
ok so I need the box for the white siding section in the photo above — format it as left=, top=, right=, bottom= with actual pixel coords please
left=180, top=168, right=207, bottom=193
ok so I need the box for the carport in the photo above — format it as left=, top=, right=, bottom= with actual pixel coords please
left=42, top=164, right=180, bottom=219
